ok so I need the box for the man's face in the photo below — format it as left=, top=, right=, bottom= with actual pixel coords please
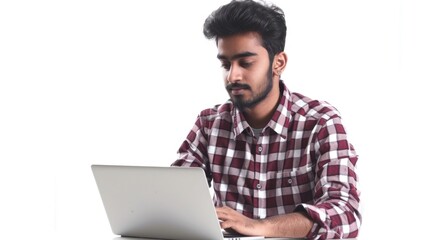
left=217, top=32, right=273, bottom=111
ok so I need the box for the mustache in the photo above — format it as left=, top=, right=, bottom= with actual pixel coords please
left=225, top=83, right=251, bottom=91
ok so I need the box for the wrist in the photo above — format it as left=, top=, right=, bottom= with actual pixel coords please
left=254, top=218, right=271, bottom=236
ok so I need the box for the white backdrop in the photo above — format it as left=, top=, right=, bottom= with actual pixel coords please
left=1, top=0, right=428, bottom=239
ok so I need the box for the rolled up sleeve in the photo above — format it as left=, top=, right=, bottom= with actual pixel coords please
left=297, top=116, right=362, bottom=239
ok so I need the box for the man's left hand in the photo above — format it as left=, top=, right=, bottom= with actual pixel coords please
left=215, top=206, right=264, bottom=236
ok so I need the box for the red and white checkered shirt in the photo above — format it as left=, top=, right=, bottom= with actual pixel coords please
left=172, top=81, right=361, bottom=239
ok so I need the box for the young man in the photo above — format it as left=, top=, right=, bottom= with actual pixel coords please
left=172, top=0, right=361, bottom=239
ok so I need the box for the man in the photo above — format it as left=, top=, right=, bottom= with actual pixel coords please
left=172, top=0, right=361, bottom=239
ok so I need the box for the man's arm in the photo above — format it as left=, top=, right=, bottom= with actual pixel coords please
left=216, top=206, right=313, bottom=238
left=299, top=115, right=361, bottom=239
left=171, top=112, right=214, bottom=185
left=171, top=113, right=208, bottom=169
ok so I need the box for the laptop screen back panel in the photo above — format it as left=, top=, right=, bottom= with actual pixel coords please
left=92, top=165, right=224, bottom=240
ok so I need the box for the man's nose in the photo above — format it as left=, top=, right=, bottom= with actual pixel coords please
left=226, top=64, right=242, bottom=83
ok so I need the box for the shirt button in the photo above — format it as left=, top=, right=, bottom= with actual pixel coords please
left=258, top=146, right=263, bottom=152
left=287, top=179, right=293, bottom=184
left=256, top=183, right=262, bottom=189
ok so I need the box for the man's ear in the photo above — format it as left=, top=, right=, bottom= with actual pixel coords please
left=272, top=52, right=287, bottom=77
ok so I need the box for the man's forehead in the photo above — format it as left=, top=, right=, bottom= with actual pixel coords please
left=216, top=32, right=265, bottom=59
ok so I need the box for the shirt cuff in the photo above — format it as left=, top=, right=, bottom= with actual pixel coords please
left=294, top=203, right=329, bottom=239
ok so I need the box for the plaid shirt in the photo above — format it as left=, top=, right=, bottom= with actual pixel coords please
left=172, top=81, right=361, bottom=239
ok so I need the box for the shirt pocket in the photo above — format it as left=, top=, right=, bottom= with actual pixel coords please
left=266, top=165, right=315, bottom=198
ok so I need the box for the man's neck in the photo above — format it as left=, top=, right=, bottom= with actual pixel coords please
left=243, top=81, right=281, bottom=129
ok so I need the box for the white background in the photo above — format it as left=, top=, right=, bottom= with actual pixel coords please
left=1, top=0, right=428, bottom=239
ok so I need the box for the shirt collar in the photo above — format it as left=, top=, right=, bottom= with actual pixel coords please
left=232, top=80, right=292, bottom=139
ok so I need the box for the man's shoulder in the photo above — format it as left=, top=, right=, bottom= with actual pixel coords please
left=199, top=100, right=234, bottom=121
left=290, top=92, right=341, bottom=119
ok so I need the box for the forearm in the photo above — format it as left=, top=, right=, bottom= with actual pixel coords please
left=258, top=212, right=313, bottom=238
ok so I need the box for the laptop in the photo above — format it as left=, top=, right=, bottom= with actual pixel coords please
left=91, top=164, right=265, bottom=240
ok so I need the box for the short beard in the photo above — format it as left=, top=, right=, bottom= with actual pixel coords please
left=227, top=70, right=273, bottom=112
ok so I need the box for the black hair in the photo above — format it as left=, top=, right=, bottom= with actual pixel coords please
left=203, top=0, right=287, bottom=61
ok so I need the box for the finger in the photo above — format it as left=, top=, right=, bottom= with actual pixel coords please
left=216, top=210, right=230, bottom=221
left=216, top=206, right=234, bottom=216
left=219, top=219, right=234, bottom=229
left=216, top=206, right=232, bottom=218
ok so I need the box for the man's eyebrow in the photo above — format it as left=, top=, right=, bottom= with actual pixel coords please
left=217, top=51, right=257, bottom=60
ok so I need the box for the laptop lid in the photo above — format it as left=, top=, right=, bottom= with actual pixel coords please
left=91, top=164, right=227, bottom=240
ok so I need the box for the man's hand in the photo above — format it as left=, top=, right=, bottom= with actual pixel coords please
left=216, top=206, right=313, bottom=238
left=216, top=206, right=264, bottom=236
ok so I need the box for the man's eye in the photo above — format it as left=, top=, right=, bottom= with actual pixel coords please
left=221, top=63, right=231, bottom=70
left=240, top=61, right=251, bottom=68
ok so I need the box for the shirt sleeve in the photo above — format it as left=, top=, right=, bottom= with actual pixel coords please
left=296, top=115, right=362, bottom=239
left=171, top=114, right=212, bottom=184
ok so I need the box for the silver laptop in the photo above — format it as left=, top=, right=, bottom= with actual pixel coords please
left=91, top=164, right=264, bottom=240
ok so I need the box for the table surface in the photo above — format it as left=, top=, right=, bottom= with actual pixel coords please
left=114, top=238, right=301, bottom=240
left=113, top=237, right=357, bottom=240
